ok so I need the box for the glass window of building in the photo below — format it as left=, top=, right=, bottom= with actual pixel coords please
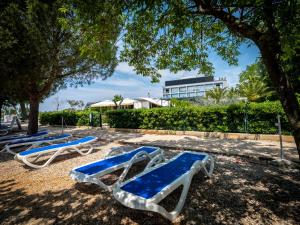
left=205, top=84, right=213, bottom=90
left=198, top=85, right=205, bottom=91
left=171, top=93, right=179, bottom=98
left=165, top=88, right=170, bottom=93
left=179, top=87, right=186, bottom=92
left=171, top=87, right=179, bottom=93
left=179, top=93, right=187, bottom=98
left=187, top=86, right=197, bottom=92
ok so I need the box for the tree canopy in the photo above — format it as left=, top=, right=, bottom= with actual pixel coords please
left=0, top=0, right=121, bottom=133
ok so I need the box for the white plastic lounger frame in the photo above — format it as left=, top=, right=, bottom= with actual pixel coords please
left=1, top=134, right=72, bottom=155
left=0, top=132, right=21, bottom=140
left=70, top=146, right=164, bottom=192
left=0, top=128, right=9, bottom=136
left=14, top=136, right=97, bottom=169
left=113, top=151, right=214, bottom=221
left=0, top=131, right=49, bottom=145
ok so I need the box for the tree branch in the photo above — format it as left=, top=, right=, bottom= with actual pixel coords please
left=193, top=0, right=263, bottom=42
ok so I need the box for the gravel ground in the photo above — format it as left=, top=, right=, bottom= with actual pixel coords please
left=0, top=131, right=299, bottom=225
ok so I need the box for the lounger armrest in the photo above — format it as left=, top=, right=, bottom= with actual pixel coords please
left=144, top=152, right=165, bottom=171
left=106, top=146, right=132, bottom=158
left=116, top=150, right=152, bottom=186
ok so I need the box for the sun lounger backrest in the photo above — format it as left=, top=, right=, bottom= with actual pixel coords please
left=120, top=152, right=207, bottom=199
left=74, top=146, right=159, bottom=176
left=8, top=133, right=70, bottom=145
left=18, top=136, right=96, bottom=156
left=0, top=131, right=48, bottom=142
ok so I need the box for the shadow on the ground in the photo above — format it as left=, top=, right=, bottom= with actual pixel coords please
left=50, top=127, right=145, bottom=142
left=124, top=135, right=299, bottom=162
left=0, top=153, right=299, bottom=225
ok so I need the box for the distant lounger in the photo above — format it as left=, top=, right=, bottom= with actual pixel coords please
left=0, top=115, right=22, bottom=135
left=70, top=146, right=164, bottom=191
left=113, top=151, right=214, bottom=221
left=15, top=136, right=97, bottom=169
left=1, top=133, right=72, bottom=155
left=0, top=125, right=10, bottom=136
left=0, top=131, right=49, bottom=145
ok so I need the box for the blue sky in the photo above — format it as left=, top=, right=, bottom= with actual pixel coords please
left=40, top=44, right=260, bottom=111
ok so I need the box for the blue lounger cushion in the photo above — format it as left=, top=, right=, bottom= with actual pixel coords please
left=18, top=136, right=96, bottom=156
left=0, top=131, right=48, bottom=142
left=74, top=146, right=159, bottom=176
left=120, top=152, right=206, bottom=199
left=8, top=133, right=71, bottom=145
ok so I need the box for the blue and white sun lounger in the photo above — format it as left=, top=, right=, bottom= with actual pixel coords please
left=14, top=136, right=97, bottom=169
left=1, top=133, right=72, bottom=155
left=0, top=131, right=49, bottom=145
left=113, top=151, right=214, bottom=221
left=70, top=146, right=164, bottom=191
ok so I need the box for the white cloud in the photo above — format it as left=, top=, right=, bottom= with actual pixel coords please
left=115, top=62, right=135, bottom=74
left=95, top=77, right=146, bottom=87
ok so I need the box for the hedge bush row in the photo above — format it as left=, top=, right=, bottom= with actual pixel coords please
left=40, top=110, right=102, bottom=126
left=106, top=101, right=291, bottom=134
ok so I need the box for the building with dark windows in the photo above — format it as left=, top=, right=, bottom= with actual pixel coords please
left=163, top=76, right=227, bottom=99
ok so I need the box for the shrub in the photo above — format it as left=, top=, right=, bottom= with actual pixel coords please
left=40, top=110, right=101, bottom=126
left=106, top=101, right=291, bottom=135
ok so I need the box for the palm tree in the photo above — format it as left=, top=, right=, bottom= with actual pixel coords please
left=226, top=87, right=240, bottom=103
left=205, top=87, right=227, bottom=104
left=238, top=60, right=276, bottom=102
left=238, top=77, right=274, bottom=102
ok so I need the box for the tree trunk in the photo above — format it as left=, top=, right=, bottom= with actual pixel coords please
left=0, top=99, right=3, bottom=126
left=258, top=39, right=300, bottom=159
left=28, top=96, right=39, bottom=135
left=20, top=102, right=28, bottom=121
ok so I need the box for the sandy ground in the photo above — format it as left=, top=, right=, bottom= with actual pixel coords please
left=0, top=127, right=299, bottom=224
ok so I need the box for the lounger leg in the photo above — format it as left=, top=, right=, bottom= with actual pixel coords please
left=201, top=155, right=214, bottom=178
left=72, top=145, right=94, bottom=155
left=28, top=154, right=44, bottom=163
left=0, top=145, right=16, bottom=155
left=0, top=146, right=8, bottom=153
left=17, top=148, right=66, bottom=169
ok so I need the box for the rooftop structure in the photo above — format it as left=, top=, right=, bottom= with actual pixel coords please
left=90, top=97, right=169, bottom=110
left=163, top=76, right=227, bottom=99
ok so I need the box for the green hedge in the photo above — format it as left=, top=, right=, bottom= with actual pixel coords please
left=107, top=101, right=291, bottom=135
left=40, top=110, right=102, bottom=126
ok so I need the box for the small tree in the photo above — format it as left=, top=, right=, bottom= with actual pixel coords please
left=112, top=95, right=124, bottom=109
left=205, top=87, right=228, bottom=104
